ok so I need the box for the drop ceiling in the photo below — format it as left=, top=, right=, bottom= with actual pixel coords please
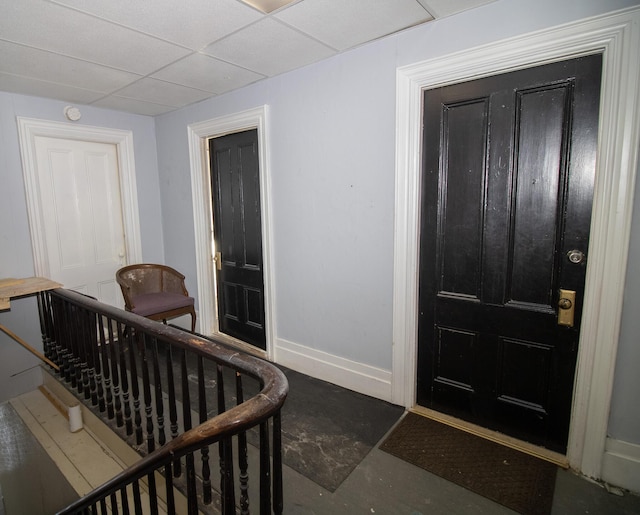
left=0, top=0, right=496, bottom=116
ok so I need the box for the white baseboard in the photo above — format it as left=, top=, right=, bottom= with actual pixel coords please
left=601, top=437, right=640, bottom=494
left=275, top=338, right=394, bottom=403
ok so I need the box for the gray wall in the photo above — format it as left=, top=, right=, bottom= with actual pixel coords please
left=0, top=92, right=163, bottom=402
left=154, top=0, right=640, bottom=444
left=609, top=152, right=640, bottom=443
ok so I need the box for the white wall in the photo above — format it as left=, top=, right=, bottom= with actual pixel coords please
left=0, top=91, right=164, bottom=402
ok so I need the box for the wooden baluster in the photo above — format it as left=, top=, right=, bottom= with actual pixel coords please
left=64, top=301, right=75, bottom=384
left=164, top=461, right=175, bottom=514
left=117, top=322, right=132, bottom=436
left=260, top=420, right=271, bottom=514
left=98, top=316, right=114, bottom=419
left=144, top=338, right=159, bottom=515
left=47, top=293, right=58, bottom=367
left=127, top=327, right=142, bottom=445
left=273, top=412, right=284, bottom=515
left=197, top=356, right=212, bottom=504
left=180, top=348, right=197, bottom=514
left=86, top=310, right=99, bottom=407
left=42, top=292, right=56, bottom=365
left=109, top=492, right=118, bottom=514
left=165, top=342, right=180, bottom=476
left=65, top=304, right=78, bottom=390
left=107, top=318, right=123, bottom=427
left=71, top=305, right=84, bottom=393
left=236, top=371, right=250, bottom=515
left=59, top=298, right=72, bottom=381
left=51, top=296, right=66, bottom=375
left=217, top=365, right=236, bottom=514
left=79, top=307, right=92, bottom=400
left=141, top=333, right=155, bottom=455
left=147, top=471, right=158, bottom=515
left=132, top=479, right=142, bottom=515
left=99, top=497, right=107, bottom=515
left=37, top=292, right=52, bottom=365
left=120, top=486, right=130, bottom=515
left=150, top=337, right=166, bottom=446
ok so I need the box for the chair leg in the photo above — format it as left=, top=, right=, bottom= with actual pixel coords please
left=190, top=308, right=196, bottom=333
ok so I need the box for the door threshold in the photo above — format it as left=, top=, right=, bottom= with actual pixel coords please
left=410, top=405, right=569, bottom=468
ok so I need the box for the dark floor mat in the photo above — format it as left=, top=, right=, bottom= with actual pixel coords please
left=379, top=412, right=557, bottom=515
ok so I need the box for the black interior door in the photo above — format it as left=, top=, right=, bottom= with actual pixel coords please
left=417, top=54, right=602, bottom=453
left=210, top=129, right=266, bottom=350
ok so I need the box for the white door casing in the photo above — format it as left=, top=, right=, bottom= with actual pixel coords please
left=188, top=106, right=276, bottom=359
left=391, top=6, right=640, bottom=479
left=18, top=118, right=143, bottom=304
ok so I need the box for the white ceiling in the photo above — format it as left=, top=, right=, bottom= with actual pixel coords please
left=0, top=0, right=496, bottom=116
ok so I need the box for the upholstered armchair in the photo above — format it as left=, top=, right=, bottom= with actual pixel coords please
left=116, top=264, right=196, bottom=332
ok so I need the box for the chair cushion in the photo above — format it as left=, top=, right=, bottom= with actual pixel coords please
left=131, top=292, right=194, bottom=316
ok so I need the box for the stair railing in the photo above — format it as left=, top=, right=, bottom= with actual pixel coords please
left=37, top=288, right=287, bottom=515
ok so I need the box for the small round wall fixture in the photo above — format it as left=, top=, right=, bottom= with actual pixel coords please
left=64, top=106, right=82, bottom=122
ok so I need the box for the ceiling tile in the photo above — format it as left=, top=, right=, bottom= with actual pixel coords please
left=152, top=54, right=265, bottom=95
left=0, top=40, right=141, bottom=92
left=50, top=0, right=263, bottom=50
left=114, top=77, right=213, bottom=107
left=203, top=18, right=335, bottom=77
left=0, top=72, right=106, bottom=104
left=275, top=0, right=433, bottom=51
left=91, top=95, right=176, bottom=116
left=0, top=0, right=191, bottom=74
left=417, top=0, right=496, bottom=18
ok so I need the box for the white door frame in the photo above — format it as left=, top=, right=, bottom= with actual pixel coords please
left=187, top=106, right=276, bottom=360
left=391, top=7, right=640, bottom=479
left=17, top=117, right=143, bottom=277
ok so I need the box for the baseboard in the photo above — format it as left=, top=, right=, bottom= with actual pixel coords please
left=601, top=437, right=640, bottom=494
left=275, top=338, right=394, bottom=403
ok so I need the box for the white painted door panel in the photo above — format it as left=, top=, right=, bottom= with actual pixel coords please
left=34, top=136, right=126, bottom=307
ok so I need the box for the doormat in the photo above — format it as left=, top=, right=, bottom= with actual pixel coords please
left=379, top=412, right=558, bottom=515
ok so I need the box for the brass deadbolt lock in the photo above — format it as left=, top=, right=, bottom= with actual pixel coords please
left=558, top=298, right=573, bottom=310
left=558, top=289, right=576, bottom=327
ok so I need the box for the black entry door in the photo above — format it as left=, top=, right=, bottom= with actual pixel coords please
left=209, top=129, right=266, bottom=350
left=417, top=55, right=602, bottom=453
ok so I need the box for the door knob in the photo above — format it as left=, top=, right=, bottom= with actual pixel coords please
left=558, top=289, right=576, bottom=327
left=567, top=250, right=585, bottom=264
left=214, top=251, right=222, bottom=271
